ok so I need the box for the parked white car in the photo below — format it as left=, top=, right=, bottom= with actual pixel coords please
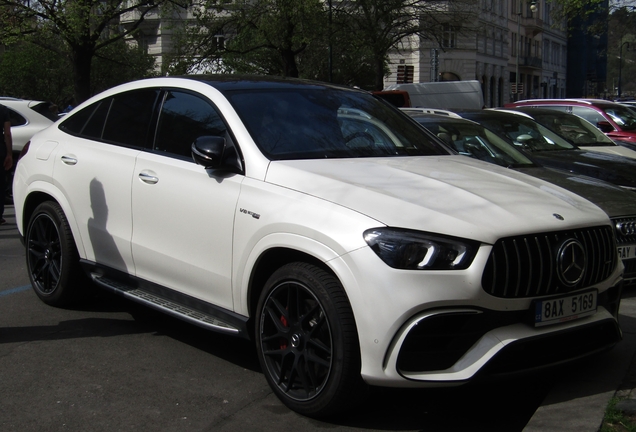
left=13, top=76, right=623, bottom=417
left=1, top=97, right=56, bottom=200
left=0, top=97, right=56, bottom=155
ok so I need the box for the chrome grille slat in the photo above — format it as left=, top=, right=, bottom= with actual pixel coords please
left=523, top=238, right=533, bottom=297
left=482, top=226, right=617, bottom=299
left=502, top=240, right=510, bottom=297
left=513, top=239, right=522, bottom=297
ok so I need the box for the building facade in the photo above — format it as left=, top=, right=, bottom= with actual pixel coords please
left=384, top=0, right=567, bottom=107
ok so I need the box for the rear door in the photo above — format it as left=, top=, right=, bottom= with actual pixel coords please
left=53, top=89, right=159, bottom=272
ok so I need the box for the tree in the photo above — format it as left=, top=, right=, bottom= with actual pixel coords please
left=332, top=0, right=475, bottom=90
left=607, top=6, right=636, bottom=96
left=0, top=0, right=182, bottom=104
left=168, top=0, right=326, bottom=78
left=167, top=0, right=474, bottom=90
left=0, top=37, right=157, bottom=106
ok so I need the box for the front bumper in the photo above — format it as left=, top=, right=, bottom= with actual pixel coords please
left=374, top=283, right=622, bottom=386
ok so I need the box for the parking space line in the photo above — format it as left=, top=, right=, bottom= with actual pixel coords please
left=0, top=285, right=32, bottom=298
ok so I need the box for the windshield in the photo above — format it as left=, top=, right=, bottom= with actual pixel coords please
left=226, top=88, right=448, bottom=160
left=412, top=116, right=535, bottom=168
left=602, top=105, right=636, bottom=131
left=529, top=112, right=616, bottom=147
left=464, top=114, right=576, bottom=152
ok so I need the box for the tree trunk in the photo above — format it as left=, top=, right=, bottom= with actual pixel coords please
left=72, top=48, right=93, bottom=104
left=280, top=48, right=300, bottom=78
left=374, top=56, right=384, bottom=91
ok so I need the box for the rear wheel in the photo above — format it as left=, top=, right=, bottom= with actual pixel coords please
left=26, top=201, right=84, bottom=306
left=255, top=262, right=365, bottom=417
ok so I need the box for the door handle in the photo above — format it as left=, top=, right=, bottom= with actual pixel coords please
left=138, top=172, right=159, bottom=184
left=61, top=155, right=77, bottom=165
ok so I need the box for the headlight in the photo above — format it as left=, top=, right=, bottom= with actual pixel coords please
left=364, top=228, right=480, bottom=270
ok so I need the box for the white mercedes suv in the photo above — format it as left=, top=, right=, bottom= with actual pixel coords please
left=13, top=76, right=623, bottom=417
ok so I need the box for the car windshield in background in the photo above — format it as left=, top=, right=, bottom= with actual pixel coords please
left=227, top=89, right=448, bottom=160
left=528, top=111, right=617, bottom=147
left=603, top=105, right=636, bottom=131
left=467, top=114, right=576, bottom=152
left=413, top=117, right=535, bottom=168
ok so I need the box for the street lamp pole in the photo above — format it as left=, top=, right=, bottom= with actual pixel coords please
left=619, top=40, right=630, bottom=98
left=515, top=1, right=537, bottom=101
left=515, top=2, right=520, bottom=101
left=328, top=0, right=333, bottom=83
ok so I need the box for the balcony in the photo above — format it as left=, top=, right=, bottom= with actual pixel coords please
left=521, top=16, right=543, bottom=37
left=521, top=56, right=542, bottom=69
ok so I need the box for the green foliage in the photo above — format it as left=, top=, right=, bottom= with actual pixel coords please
left=0, top=42, right=72, bottom=105
left=0, top=0, right=174, bottom=103
left=607, top=6, right=636, bottom=96
left=164, top=0, right=473, bottom=90
left=0, top=38, right=157, bottom=106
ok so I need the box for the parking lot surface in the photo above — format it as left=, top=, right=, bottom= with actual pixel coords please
left=2, top=204, right=636, bottom=432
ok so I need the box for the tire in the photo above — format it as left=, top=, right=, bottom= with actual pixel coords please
left=25, top=201, right=84, bottom=307
left=255, top=262, right=365, bottom=417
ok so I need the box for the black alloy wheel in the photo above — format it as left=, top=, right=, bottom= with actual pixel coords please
left=26, top=201, right=83, bottom=306
left=256, top=262, right=365, bottom=417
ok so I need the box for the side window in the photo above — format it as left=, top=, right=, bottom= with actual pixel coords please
left=60, top=88, right=159, bottom=149
left=154, top=90, right=228, bottom=158
left=8, top=108, right=27, bottom=127
left=103, top=89, right=159, bottom=147
left=59, top=101, right=101, bottom=135
left=571, top=106, right=606, bottom=126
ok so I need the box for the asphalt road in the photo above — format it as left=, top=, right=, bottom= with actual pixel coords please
left=2, top=203, right=635, bottom=432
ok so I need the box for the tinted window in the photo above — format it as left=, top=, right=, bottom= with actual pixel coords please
left=59, top=101, right=100, bottom=135
left=60, top=89, right=159, bottom=148
left=103, top=89, right=159, bottom=147
left=154, top=91, right=227, bottom=158
left=7, top=108, right=26, bottom=127
left=30, top=102, right=60, bottom=121
left=82, top=100, right=112, bottom=140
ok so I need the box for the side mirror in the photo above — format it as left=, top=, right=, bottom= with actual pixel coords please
left=597, top=121, right=615, bottom=133
left=191, top=136, right=243, bottom=173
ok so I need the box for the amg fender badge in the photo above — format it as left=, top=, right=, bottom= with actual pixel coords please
left=240, top=208, right=261, bottom=219
left=553, top=213, right=564, bottom=221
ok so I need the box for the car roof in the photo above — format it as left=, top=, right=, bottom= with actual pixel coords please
left=406, top=112, right=481, bottom=125
left=514, top=98, right=621, bottom=109
left=506, top=106, right=578, bottom=117
left=171, top=74, right=361, bottom=94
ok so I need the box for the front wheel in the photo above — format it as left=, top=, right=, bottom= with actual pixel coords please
left=255, top=262, right=365, bottom=417
left=25, top=201, right=84, bottom=306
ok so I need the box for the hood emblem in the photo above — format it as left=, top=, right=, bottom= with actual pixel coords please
left=553, top=213, right=564, bottom=221
left=557, top=239, right=586, bottom=287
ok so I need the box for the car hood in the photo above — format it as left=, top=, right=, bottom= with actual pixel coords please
left=515, top=166, right=636, bottom=218
left=265, top=156, right=608, bottom=244
left=578, top=145, right=636, bottom=159
left=528, top=149, right=636, bottom=189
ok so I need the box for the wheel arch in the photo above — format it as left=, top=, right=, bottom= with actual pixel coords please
left=245, top=247, right=334, bottom=339
left=20, top=186, right=85, bottom=258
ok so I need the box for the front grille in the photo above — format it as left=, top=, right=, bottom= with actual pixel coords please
left=482, top=226, right=617, bottom=298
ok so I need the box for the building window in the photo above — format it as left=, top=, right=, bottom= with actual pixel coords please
left=397, top=65, right=414, bottom=83
left=443, top=24, right=456, bottom=48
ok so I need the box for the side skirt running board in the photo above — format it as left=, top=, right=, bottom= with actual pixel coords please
left=81, top=261, right=250, bottom=339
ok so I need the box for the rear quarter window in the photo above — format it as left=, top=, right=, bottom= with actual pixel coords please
left=59, top=89, right=160, bottom=148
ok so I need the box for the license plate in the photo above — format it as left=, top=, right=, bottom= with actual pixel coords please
left=533, top=290, right=597, bottom=327
left=618, top=244, right=636, bottom=260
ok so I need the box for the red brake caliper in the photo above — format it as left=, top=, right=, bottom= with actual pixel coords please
left=280, top=315, right=288, bottom=349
